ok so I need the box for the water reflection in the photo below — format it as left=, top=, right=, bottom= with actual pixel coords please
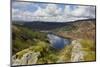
left=47, top=33, right=71, bottom=49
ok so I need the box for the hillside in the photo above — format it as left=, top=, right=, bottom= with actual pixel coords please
left=12, top=25, right=59, bottom=65
left=56, top=19, right=96, bottom=62
left=12, top=19, right=96, bottom=66
left=56, top=19, right=96, bottom=40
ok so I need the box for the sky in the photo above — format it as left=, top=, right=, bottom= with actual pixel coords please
left=12, top=1, right=96, bottom=22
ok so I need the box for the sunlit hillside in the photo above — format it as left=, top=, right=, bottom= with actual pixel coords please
left=12, top=19, right=96, bottom=66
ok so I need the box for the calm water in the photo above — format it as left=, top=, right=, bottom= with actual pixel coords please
left=47, top=33, right=71, bottom=49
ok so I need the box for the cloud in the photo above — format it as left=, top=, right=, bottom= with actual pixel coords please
left=12, top=8, right=35, bottom=21
left=33, top=4, right=62, bottom=17
left=62, top=5, right=95, bottom=21
left=12, top=1, right=96, bottom=22
left=31, top=4, right=63, bottom=22
left=69, top=6, right=95, bottom=18
left=44, top=4, right=62, bottom=16
left=33, top=7, right=48, bottom=17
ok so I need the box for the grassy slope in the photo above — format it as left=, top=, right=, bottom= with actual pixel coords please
left=12, top=24, right=48, bottom=54
left=12, top=19, right=96, bottom=64
left=12, top=24, right=59, bottom=64
left=56, top=20, right=96, bottom=61
left=57, top=20, right=96, bottom=40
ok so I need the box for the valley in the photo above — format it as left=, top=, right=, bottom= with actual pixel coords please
left=12, top=19, right=96, bottom=66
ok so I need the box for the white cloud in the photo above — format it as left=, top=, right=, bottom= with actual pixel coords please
left=12, top=8, right=35, bottom=21
left=64, top=5, right=71, bottom=16
left=70, top=6, right=95, bottom=18
left=12, top=2, right=95, bottom=22
left=33, top=7, right=48, bottom=17
left=72, top=6, right=86, bottom=16
left=33, top=4, right=62, bottom=17
left=44, top=4, right=62, bottom=16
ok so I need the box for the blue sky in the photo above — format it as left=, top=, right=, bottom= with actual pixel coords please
left=12, top=1, right=95, bottom=22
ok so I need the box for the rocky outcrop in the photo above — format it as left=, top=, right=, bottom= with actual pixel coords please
left=12, top=51, right=40, bottom=66
left=12, top=39, right=95, bottom=65
left=71, top=40, right=85, bottom=62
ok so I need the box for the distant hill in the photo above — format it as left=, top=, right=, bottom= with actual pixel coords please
left=12, top=19, right=96, bottom=31
left=56, top=19, right=96, bottom=40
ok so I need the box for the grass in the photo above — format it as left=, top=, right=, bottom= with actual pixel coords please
left=12, top=25, right=48, bottom=54
left=57, top=45, right=73, bottom=62
left=12, top=23, right=96, bottom=64
left=12, top=25, right=59, bottom=64
left=80, top=39, right=96, bottom=61
left=80, top=39, right=95, bottom=51
left=84, top=51, right=96, bottom=61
